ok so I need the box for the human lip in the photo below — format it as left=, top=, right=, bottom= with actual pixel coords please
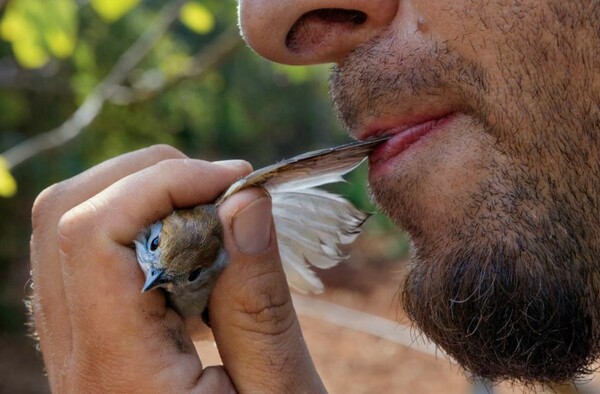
left=365, top=113, right=456, bottom=168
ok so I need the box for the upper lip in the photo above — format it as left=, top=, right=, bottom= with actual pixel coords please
left=357, top=110, right=455, bottom=141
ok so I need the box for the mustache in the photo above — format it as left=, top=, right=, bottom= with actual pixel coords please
left=328, top=38, right=487, bottom=135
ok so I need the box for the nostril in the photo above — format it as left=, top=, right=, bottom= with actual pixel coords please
left=309, top=8, right=367, bottom=24
left=286, top=9, right=368, bottom=53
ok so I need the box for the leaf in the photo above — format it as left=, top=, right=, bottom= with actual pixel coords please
left=90, top=0, right=140, bottom=22
left=272, top=64, right=311, bottom=84
left=0, top=157, right=17, bottom=198
left=12, top=39, right=50, bottom=69
left=73, top=41, right=96, bottom=71
left=46, top=30, right=75, bottom=59
left=180, top=2, right=215, bottom=35
left=45, top=0, right=78, bottom=58
left=0, top=0, right=78, bottom=68
left=0, top=9, right=29, bottom=41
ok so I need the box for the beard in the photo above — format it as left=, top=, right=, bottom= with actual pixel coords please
left=330, top=2, right=600, bottom=385
left=370, top=171, right=600, bottom=384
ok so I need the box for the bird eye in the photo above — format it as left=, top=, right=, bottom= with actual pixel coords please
left=149, top=236, right=159, bottom=252
left=187, top=268, right=202, bottom=282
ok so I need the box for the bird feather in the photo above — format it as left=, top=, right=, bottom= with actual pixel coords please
left=217, top=136, right=389, bottom=201
left=217, top=136, right=389, bottom=293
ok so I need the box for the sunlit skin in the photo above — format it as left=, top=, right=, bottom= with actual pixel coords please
left=240, top=0, right=600, bottom=384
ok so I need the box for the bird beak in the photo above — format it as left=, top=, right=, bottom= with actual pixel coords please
left=142, top=268, right=167, bottom=292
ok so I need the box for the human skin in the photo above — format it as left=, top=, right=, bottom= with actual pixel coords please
left=240, top=0, right=600, bottom=385
left=29, top=146, right=326, bottom=392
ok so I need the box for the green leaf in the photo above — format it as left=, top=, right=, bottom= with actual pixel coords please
left=180, top=2, right=215, bottom=35
left=46, top=29, right=75, bottom=59
left=73, top=41, right=97, bottom=72
left=0, top=0, right=78, bottom=68
left=0, top=8, right=29, bottom=41
left=45, top=0, right=78, bottom=58
left=12, top=39, right=50, bottom=69
left=90, top=0, right=140, bottom=23
left=272, top=64, right=312, bottom=84
left=0, top=157, right=17, bottom=198
left=71, top=72, right=98, bottom=102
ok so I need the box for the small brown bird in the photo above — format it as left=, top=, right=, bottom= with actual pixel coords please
left=134, top=136, right=388, bottom=321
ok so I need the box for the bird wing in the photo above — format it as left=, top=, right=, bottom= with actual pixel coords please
left=217, top=136, right=389, bottom=293
left=272, top=188, right=370, bottom=293
left=217, top=136, right=389, bottom=201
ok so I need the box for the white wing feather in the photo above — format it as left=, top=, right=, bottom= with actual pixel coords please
left=217, top=137, right=388, bottom=293
left=272, top=188, right=371, bottom=292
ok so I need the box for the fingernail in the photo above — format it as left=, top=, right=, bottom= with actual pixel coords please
left=213, top=159, right=250, bottom=169
left=232, top=197, right=272, bottom=255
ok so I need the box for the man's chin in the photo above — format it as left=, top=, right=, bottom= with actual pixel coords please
left=401, top=241, right=600, bottom=385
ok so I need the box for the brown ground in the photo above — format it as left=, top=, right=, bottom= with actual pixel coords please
left=4, top=236, right=600, bottom=393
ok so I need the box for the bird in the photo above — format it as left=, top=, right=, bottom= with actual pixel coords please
left=134, top=136, right=389, bottom=322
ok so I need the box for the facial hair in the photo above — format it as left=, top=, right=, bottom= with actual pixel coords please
left=330, top=2, right=600, bottom=385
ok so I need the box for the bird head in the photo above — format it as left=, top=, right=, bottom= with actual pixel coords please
left=134, top=220, right=166, bottom=291
left=134, top=205, right=228, bottom=317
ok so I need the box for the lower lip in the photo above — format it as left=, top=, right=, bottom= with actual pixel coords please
left=368, top=114, right=455, bottom=176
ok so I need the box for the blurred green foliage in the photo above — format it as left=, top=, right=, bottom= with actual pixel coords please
left=0, top=0, right=78, bottom=68
left=0, top=0, right=407, bottom=338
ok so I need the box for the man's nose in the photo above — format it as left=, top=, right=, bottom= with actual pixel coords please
left=238, top=0, right=400, bottom=65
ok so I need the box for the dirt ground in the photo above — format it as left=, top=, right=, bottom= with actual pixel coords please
left=4, top=236, right=600, bottom=393
left=197, top=254, right=600, bottom=394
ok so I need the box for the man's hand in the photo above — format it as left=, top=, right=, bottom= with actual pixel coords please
left=29, top=145, right=325, bottom=393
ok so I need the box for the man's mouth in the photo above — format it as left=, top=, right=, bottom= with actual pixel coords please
left=364, top=113, right=457, bottom=176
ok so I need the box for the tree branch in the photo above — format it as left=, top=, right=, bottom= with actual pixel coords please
left=291, top=294, right=445, bottom=359
left=1, top=0, right=187, bottom=170
left=109, top=25, right=244, bottom=106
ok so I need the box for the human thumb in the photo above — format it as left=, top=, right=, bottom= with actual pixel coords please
left=211, top=188, right=326, bottom=393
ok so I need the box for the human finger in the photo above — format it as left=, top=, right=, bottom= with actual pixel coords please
left=57, top=158, right=251, bottom=327
left=53, top=159, right=252, bottom=390
left=30, top=144, right=187, bottom=380
left=195, top=366, right=238, bottom=394
left=211, top=188, right=326, bottom=393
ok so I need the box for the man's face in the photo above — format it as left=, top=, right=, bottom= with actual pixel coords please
left=239, top=0, right=600, bottom=384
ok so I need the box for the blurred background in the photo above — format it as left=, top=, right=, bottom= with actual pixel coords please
left=0, top=1, right=596, bottom=393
